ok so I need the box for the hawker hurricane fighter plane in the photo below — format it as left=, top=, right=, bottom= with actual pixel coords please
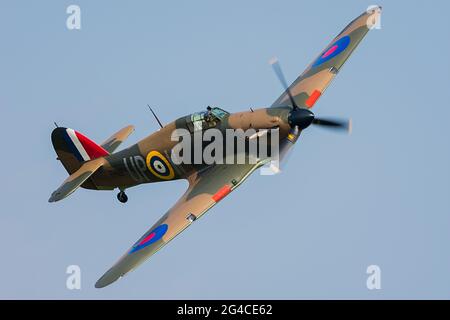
left=49, top=7, right=382, bottom=288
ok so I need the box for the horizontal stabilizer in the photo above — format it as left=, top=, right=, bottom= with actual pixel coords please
left=49, top=157, right=106, bottom=203
left=101, top=125, right=135, bottom=153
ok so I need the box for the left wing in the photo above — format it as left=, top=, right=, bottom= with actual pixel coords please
left=95, top=160, right=267, bottom=288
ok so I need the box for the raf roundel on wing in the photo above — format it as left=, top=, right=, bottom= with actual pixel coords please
left=130, top=224, right=169, bottom=254
left=313, top=35, right=351, bottom=67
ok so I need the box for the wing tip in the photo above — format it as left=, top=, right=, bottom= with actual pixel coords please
left=95, top=273, right=121, bottom=289
left=48, top=191, right=62, bottom=203
left=372, top=5, right=382, bottom=12
left=94, top=280, right=108, bottom=289
left=366, top=5, right=382, bottom=29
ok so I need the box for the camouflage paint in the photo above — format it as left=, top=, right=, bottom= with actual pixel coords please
left=48, top=6, right=382, bottom=288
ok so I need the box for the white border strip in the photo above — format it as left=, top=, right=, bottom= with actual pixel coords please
left=66, top=128, right=90, bottom=161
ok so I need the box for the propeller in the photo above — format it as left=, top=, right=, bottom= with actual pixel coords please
left=313, top=117, right=351, bottom=132
left=269, top=57, right=303, bottom=173
left=267, top=57, right=351, bottom=173
left=269, top=57, right=299, bottom=110
left=270, top=57, right=351, bottom=133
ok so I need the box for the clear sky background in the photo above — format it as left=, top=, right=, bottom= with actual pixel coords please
left=1, top=0, right=449, bottom=299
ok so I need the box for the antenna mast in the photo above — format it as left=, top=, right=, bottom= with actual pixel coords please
left=147, top=105, right=163, bottom=128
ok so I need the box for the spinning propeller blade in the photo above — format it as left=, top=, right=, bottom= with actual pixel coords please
left=312, top=117, right=352, bottom=134
left=269, top=57, right=299, bottom=109
left=267, top=58, right=352, bottom=173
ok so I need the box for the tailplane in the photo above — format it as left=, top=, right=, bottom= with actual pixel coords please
left=48, top=157, right=106, bottom=202
left=100, top=125, right=135, bottom=153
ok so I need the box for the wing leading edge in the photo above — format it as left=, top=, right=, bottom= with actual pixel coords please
left=95, top=160, right=268, bottom=288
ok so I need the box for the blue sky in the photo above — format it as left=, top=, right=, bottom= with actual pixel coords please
left=1, top=0, right=450, bottom=299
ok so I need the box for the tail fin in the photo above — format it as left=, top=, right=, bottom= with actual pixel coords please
left=51, top=127, right=110, bottom=174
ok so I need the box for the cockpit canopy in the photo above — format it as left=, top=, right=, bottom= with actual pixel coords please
left=187, top=107, right=229, bottom=132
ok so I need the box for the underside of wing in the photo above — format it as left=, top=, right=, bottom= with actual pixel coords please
left=271, top=6, right=382, bottom=109
left=95, top=160, right=267, bottom=288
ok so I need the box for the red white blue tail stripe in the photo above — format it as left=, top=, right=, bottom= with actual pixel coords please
left=63, top=128, right=109, bottom=162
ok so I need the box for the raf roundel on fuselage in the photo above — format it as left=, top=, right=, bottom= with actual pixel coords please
left=146, top=150, right=175, bottom=180
left=313, top=35, right=351, bottom=67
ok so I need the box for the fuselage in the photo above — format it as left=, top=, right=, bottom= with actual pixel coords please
left=88, top=106, right=292, bottom=190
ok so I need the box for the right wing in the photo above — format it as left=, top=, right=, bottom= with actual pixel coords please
left=95, top=160, right=268, bottom=288
left=101, top=125, right=135, bottom=153
left=271, top=6, right=381, bottom=109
